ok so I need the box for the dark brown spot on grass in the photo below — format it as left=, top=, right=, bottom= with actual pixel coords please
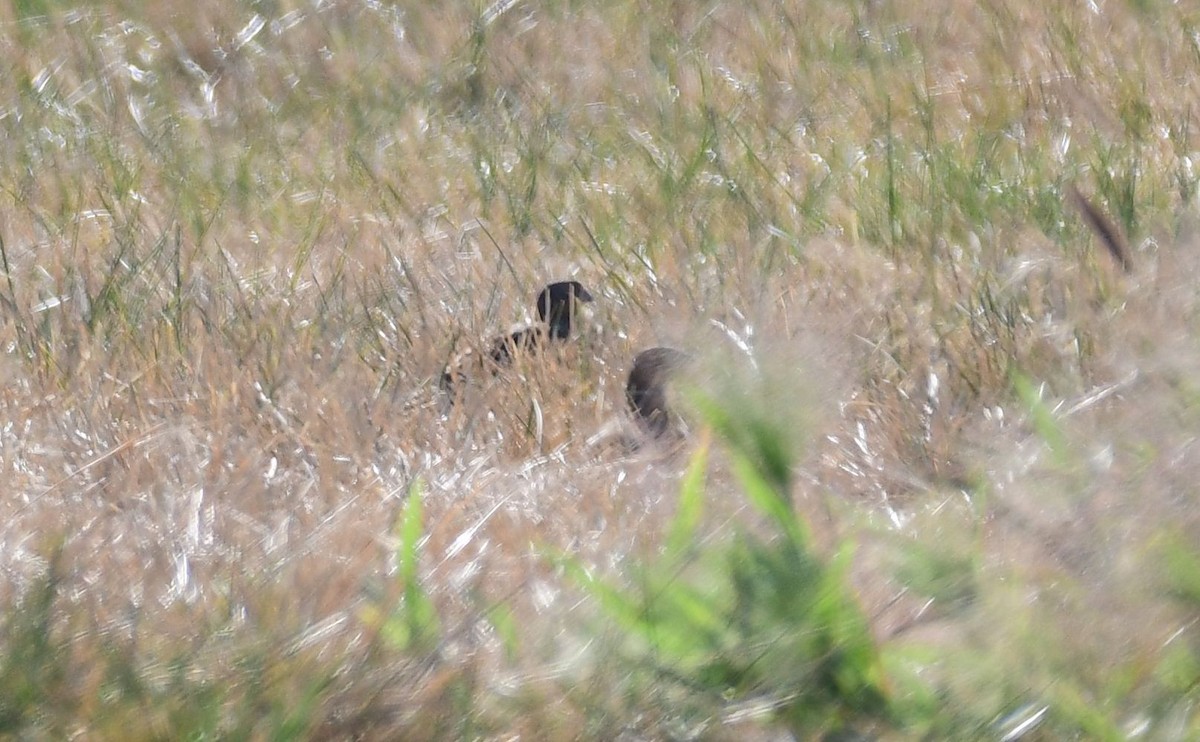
left=1070, top=185, right=1133, bottom=273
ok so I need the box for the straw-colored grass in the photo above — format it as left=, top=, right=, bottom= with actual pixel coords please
left=1, top=0, right=1198, bottom=738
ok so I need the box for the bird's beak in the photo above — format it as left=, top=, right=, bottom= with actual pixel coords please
left=575, top=286, right=594, bottom=303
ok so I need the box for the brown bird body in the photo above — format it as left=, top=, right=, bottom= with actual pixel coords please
left=625, top=346, right=690, bottom=439
left=441, top=281, right=594, bottom=399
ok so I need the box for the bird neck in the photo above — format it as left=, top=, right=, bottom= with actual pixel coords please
left=544, top=306, right=573, bottom=339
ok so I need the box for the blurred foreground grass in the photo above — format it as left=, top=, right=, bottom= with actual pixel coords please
left=1, top=0, right=1199, bottom=738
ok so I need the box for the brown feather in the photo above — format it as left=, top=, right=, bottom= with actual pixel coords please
left=1070, top=185, right=1132, bottom=273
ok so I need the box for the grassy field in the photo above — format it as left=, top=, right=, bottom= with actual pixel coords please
left=1, top=0, right=1199, bottom=738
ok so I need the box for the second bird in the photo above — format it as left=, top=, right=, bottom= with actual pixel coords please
left=625, top=346, right=691, bottom=439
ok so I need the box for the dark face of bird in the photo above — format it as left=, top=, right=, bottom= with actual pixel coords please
left=537, top=281, right=594, bottom=339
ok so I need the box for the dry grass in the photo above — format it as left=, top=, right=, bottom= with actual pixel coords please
left=1, top=0, right=1199, bottom=738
